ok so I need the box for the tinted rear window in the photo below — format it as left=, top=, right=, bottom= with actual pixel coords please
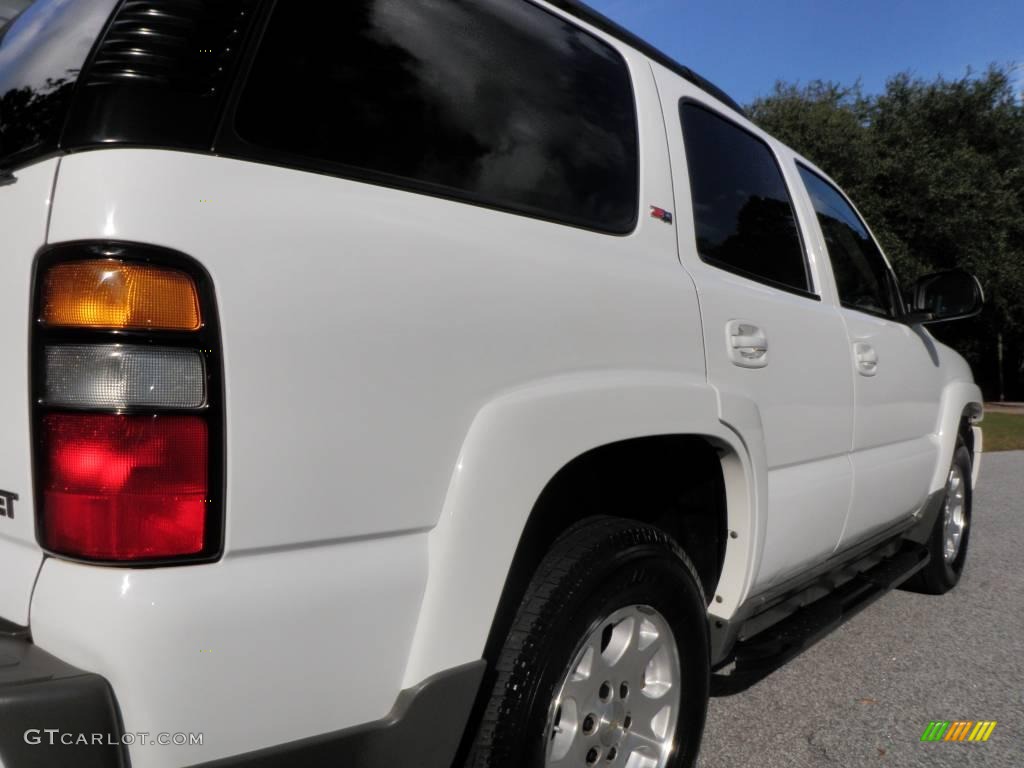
left=680, top=102, right=810, bottom=294
left=0, top=0, right=117, bottom=169
left=234, top=0, right=639, bottom=233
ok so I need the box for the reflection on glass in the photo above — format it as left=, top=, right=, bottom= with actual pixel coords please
left=0, top=0, right=119, bottom=167
left=919, top=272, right=980, bottom=317
left=681, top=103, right=809, bottom=292
left=235, top=0, right=639, bottom=232
left=798, top=165, right=900, bottom=317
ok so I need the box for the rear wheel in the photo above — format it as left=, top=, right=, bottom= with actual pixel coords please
left=905, top=442, right=972, bottom=594
left=465, top=517, right=710, bottom=768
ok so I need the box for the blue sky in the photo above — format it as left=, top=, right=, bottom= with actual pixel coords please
left=586, top=0, right=1024, bottom=105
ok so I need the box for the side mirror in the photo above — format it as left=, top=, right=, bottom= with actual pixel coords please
left=904, top=270, right=984, bottom=324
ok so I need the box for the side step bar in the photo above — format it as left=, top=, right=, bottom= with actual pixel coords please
left=711, top=543, right=930, bottom=695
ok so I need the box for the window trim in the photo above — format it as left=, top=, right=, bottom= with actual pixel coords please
left=212, top=0, right=642, bottom=237
left=678, top=98, right=819, bottom=301
left=698, top=257, right=822, bottom=302
left=795, top=162, right=907, bottom=321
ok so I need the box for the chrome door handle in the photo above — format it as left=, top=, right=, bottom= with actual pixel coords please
left=854, top=342, right=878, bottom=376
left=727, top=320, right=768, bottom=368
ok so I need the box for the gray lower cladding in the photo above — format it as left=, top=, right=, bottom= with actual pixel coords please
left=0, top=621, right=130, bottom=768
left=190, top=659, right=487, bottom=768
left=0, top=618, right=485, bottom=768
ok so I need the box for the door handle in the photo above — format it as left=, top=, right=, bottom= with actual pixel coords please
left=854, top=341, right=878, bottom=376
left=726, top=320, right=768, bottom=368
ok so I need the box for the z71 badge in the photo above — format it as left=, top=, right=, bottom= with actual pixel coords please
left=0, top=489, right=18, bottom=519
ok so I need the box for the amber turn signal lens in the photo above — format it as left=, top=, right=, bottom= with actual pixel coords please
left=41, top=260, right=201, bottom=331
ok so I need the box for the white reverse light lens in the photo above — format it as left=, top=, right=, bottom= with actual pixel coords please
left=44, top=345, right=206, bottom=410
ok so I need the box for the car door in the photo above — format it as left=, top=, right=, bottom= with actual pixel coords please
left=794, top=164, right=942, bottom=547
left=653, top=68, right=856, bottom=592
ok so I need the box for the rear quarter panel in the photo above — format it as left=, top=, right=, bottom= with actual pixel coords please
left=0, top=159, right=57, bottom=624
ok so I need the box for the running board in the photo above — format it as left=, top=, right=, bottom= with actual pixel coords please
left=711, top=543, right=930, bottom=695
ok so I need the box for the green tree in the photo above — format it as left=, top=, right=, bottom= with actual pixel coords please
left=749, top=67, right=1024, bottom=399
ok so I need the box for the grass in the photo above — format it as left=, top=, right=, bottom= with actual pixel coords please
left=981, top=412, right=1024, bottom=452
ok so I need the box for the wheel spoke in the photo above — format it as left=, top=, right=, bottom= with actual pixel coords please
left=630, top=685, right=669, bottom=725
left=547, top=696, right=580, bottom=762
left=941, top=464, right=968, bottom=563
left=621, top=730, right=665, bottom=768
left=602, top=615, right=636, bottom=670
left=567, top=644, right=599, bottom=690
left=550, top=726, right=592, bottom=765
left=545, top=605, right=680, bottom=768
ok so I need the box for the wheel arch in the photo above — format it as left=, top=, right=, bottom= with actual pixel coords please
left=476, top=434, right=729, bottom=679
left=400, top=372, right=759, bottom=690
left=931, top=380, right=983, bottom=494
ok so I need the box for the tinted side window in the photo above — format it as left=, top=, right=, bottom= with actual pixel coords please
left=234, top=0, right=639, bottom=233
left=797, top=166, right=901, bottom=318
left=0, top=0, right=119, bottom=169
left=680, top=103, right=810, bottom=293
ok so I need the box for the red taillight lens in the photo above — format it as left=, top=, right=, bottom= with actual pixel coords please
left=41, top=414, right=208, bottom=560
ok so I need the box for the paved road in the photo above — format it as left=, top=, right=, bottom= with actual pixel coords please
left=698, top=450, right=1023, bottom=768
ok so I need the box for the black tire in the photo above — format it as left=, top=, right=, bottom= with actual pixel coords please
left=904, top=442, right=973, bottom=594
left=464, top=516, right=710, bottom=768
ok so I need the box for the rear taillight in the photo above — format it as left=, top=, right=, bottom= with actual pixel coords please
left=32, top=242, right=223, bottom=564
left=41, top=260, right=202, bottom=331
left=41, top=414, right=208, bottom=559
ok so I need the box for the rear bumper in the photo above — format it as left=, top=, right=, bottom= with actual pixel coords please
left=191, top=660, right=485, bottom=768
left=31, top=537, right=432, bottom=766
left=0, top=621, right=128, bottom=768
left=0, top=620, right=484, bottom=768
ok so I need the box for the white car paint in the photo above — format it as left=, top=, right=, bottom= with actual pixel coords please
left=970, top=425, right=984, bottom=489
left=39, top=32, right=706, bottom=758
left=0, top=158, right=55, bottom=625
left=31, top=534, right=427, bottom=766
left=793, top=159, right=950, bottom=546
left=934, top=378, right=986, bottom=492
left=1, top=1, right=983, bottom=765
left=401, top=371, right=749, bottom=687
left=652, top=64, right=858, bottom=592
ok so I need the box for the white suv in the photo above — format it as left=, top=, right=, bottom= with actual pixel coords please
left=0, top=1, right=984, bottom=767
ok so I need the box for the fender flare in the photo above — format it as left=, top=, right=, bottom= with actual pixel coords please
left=930, top=379, right=983, bottom=493
left=400, top=371, right=762, bottom=687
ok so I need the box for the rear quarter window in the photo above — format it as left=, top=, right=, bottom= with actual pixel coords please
left=0, top=0, right=118, bottom=169
left=679, top=102, right=811, bottom=295
left=232, top=0, right=640, bottom=233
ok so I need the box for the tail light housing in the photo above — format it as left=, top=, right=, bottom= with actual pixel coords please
left=32, top=242, right=224, bottom=564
